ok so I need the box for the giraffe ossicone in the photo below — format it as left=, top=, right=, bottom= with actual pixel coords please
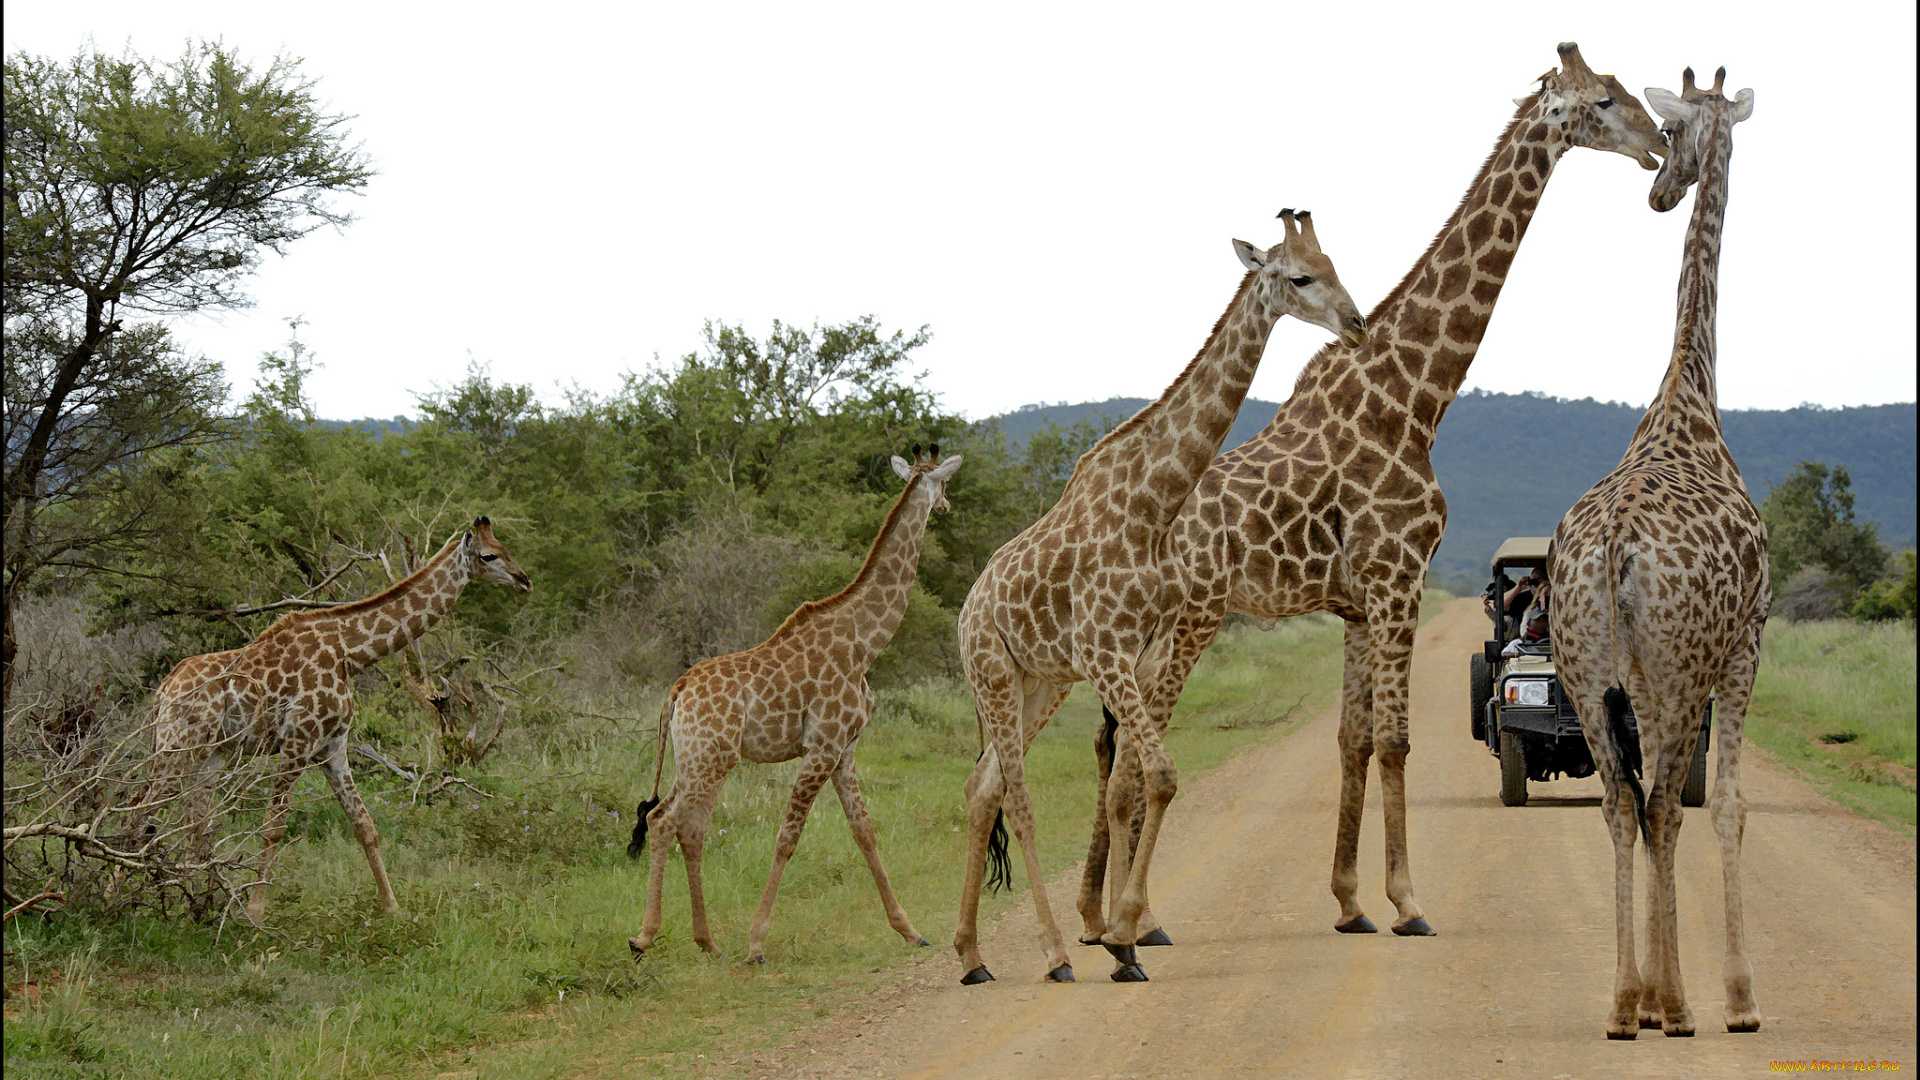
left=625, top=448, right=961, bottom=963
left=1549, top=65, right=1764, bottom=1041
left=142, top=517, right=531, bottom=920
left=953, top=210, right=1365, bottom=985
left=1082, top=42, right=1669, bottom=948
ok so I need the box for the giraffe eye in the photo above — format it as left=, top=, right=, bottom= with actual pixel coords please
left=1289, top=276, right=1313, bottom=287
left=1596, top=98, right=1614, bottom=109
left=481, top=553, right=499, bottom=562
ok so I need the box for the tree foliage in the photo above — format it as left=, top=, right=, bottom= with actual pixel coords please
left=2, top=40, right=372, bottom=691
left=1760, top=461, right=1889, bottom=605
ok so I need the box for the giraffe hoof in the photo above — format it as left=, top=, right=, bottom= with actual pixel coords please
left=915, top=937, right=933, bottom=948
left=1727, top=1016, right=1761, bottom=1033
left=745, top=955, right=768, bottom=965
left=1663, top=1027, right=1695, bottom=1038
left=1334, top=915, right=1378, bottom=934
left=1391, top=917, right=1435, bottom=937
left=1110, top=964, right=1149, bottom=983
left=1103, top=943, right=1139, bottom=966
left=1606, top=1030, right=1638, bottom=1041
left=1138, top=928, right=1173, bottom=947
left=1639, top=1016, right=1661, bottom=1029
left=1046, top=964, right=1075, bottom=983
left=1077, top=933, right=1106, bottom=946
left=627, top=938, right=647, bottom=959
left=961, top=965, right=995, bottom=985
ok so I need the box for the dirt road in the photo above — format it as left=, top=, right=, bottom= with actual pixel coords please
left=780, top=599, right=1916, bottom=1080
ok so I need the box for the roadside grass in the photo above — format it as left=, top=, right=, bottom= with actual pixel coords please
left=1745, top=618, right=1917, bottom=834
left=2, top=593, right=1447, bottom=1080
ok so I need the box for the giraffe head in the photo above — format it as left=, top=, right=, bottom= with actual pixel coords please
left=890, top=443, right=964, bottom=514
left=1645, top=67, right=1754, bottom=212
left=464, top=516, right=533, bottom=591
left=1232, top=209, right=1367, bottom=348
left=1525, top=42, right=1667, bottom=171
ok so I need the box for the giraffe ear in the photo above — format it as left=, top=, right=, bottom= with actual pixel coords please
left=929, top=455, right=963, bottom=482
left=1232, top=239, right=1267, bottom=271
left=1644, top=87, right=1689, bottom=123
left=890, top=455, right=913, bottom=482
left=1730, top=88, right=1754, bottom=124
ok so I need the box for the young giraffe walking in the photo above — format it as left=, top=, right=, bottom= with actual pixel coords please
left=626, top=448, right=961, bottom=963
left=956, top=213, right=1367, bottom=984
left=1549, top=67, right=1764, bottom=1040
left=145, top=518, right=532, bottom=919
left=1084, top=44, right=1669, bottom=943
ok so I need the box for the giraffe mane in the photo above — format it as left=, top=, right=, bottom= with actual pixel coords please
left=253, top=531, right=464, bottom=642
left=1283, top=96, right=1537, bottom=403
left=1057, top=267, right=1260, bottom=502
left=767, top=471, right=926, bottom=634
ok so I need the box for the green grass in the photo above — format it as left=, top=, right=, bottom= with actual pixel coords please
left=2, top=594, right=1448, bottom=1080
left=1746, top=618, right=1917, bottom=834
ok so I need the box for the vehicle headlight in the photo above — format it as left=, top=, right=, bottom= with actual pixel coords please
left=1504, top=679, right=1551, bottom=707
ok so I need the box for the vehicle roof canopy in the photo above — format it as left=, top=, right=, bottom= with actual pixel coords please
left=1490, top=536, right=1553, bottom=570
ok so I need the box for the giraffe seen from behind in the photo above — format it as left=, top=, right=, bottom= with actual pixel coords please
left=955, top=212, right=1367, bottom=985
left=146, top=518, right=532, bottom=919
left=626, top=447, right=962, bottom=963
left=1548, top=67, right=1764, bottom=1039
left=1085, top=43, right=1670, bottom=944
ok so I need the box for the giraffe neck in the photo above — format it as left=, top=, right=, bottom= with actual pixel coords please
left=1276, top=94, right=1569, bottom=443
left=1068, top=271, right=1274, bottom=525
left=1627, top=107, right=1734, bottom=453
left=777, top=475, right=937, bottom=671
left=324, top=532, right=473, bottom=672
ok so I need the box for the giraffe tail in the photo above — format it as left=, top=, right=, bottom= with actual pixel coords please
left=628, top=692, right=676, bottom=859
left=1604, top=685, right=1650, bottom=846
left=985, top=806, right=1012, bottom=894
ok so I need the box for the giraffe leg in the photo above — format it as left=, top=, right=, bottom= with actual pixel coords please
left=745, top=744, right=841, bottom=963
left=1075, top=705, right=1118, bottom=944
left=676, top=770, right=733, bottom=958
left=1570, top=679, right=1644, bottom=1039
left=1331, top=622, right=1377, bottom=933
left=246, top=758, right=304, bottom=921
left=953, top=745, right=1006, bottom=983
left=629, top=791, right=679, bottom=956
left=1646, top=716, right=1698, bottom=1037
left=318, top=743, right=397, bottom=915
left=1712, top=624, right=1762, bottom=1032
left=831, top=747, right=927, bottom=947
left=1367, top=615, right=1431, bottom=935
left=1087, top=667, right=1175, bottom=975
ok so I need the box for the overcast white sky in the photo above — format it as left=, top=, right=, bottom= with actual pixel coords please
left=7, top=3, right=1916, bottom=422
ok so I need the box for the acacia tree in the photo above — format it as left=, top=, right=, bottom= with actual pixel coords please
left=2, top=41, right=373, bottom=691
left=1760, top=460, right=1889, bottom=604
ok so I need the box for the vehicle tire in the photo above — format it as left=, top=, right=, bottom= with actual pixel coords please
left=1469, top=653, right=1493, bottom=742
left=1499, top=728, right=1528, bottom=807
left=1681, top=725, right=1709, bottom=808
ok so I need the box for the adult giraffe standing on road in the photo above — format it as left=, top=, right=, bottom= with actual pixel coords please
left=1548, top=67, right=1765, bottom=1040
left=956, top=211, right=1368, bottom=985
left=1085, top=44, right=1669, bottom=945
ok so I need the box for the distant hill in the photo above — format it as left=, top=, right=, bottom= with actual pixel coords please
left=987, top=392, right=1918, bottom=593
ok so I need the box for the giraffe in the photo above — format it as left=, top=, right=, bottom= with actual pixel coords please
left=1547, top=66, right=1763, bottom=1040
left=954, top=210, right=1368, bottom=985
left=625, top=447, right=961, bottom=963
left=1082, top=44, right=1670, bottom=946
left=144, top=517, right=532, bottom=919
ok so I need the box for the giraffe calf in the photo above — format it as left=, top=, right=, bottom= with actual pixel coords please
left=141, top=518, right=531, bottom=920
left=626, top=449, right=961, bottom=963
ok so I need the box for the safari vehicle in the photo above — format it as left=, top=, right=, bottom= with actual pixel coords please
left=1469, top=537, right=1709, bottom=807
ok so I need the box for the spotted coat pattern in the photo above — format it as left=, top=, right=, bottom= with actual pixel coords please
left=1547, top=69, right=1766, bottom=1039
left=625, top=452, right=961, bottom=963
left=146, top=518, right=531, bottom=918
left=1086, top=45, right=1670, bottom=942
left=952, top=212, right=1367, bottom=983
